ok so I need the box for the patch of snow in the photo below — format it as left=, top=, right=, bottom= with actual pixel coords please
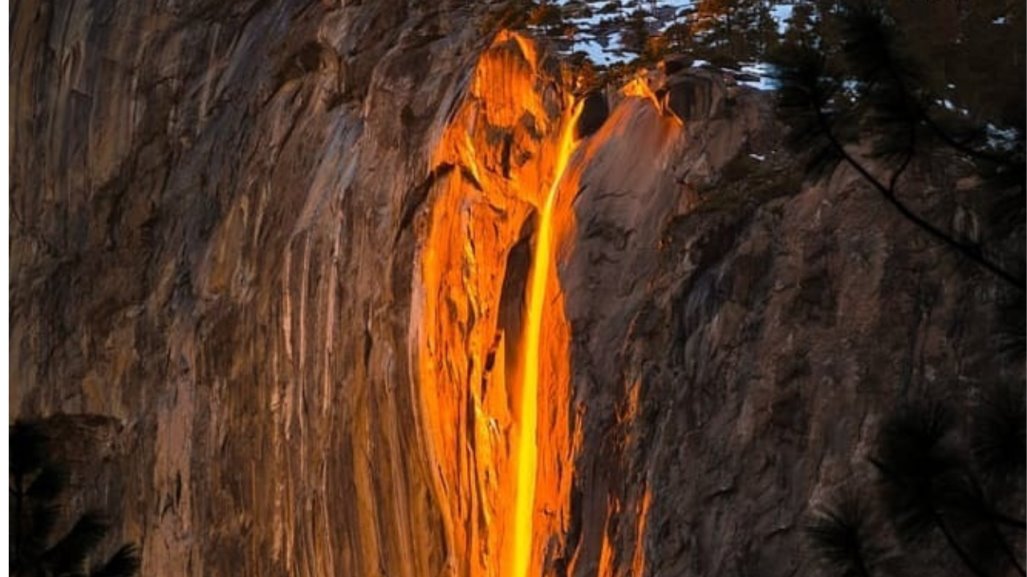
left=986, top=123, right=1021, bottom=151
left=749, top=153, right=766, bottom=162
left=992, top=16, right=1007, bottom=24
left=770, top=4, right=794, bottom=34
left=737, top=62, right=780, bottom=91
left=842, top=79, right=861, bottom=97
left=572, top=38, right=620, bottom=67
left=539, top=0, right=795, bottom=92
left=938, top=99, right=970, bottom=117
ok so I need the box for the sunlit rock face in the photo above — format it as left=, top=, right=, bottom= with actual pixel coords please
left=10, top=2, right=1021, bottom=577
left=415, top=30, right=581, bottom=577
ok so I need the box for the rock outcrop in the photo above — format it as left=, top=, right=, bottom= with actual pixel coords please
left=10, top=1, right=1022, bottom=577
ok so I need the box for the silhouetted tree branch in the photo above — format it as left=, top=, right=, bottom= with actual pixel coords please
left=810, top=395, right=1026, bottom=577
left=772, top=2, right=1026, bottom=292
left=806, top=493, right=880, bottom=577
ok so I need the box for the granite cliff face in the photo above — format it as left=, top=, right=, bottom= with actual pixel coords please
left=10, top=2, right=1022, bottom=577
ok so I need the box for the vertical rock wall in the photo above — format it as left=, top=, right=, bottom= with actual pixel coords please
left=10, top=2, right=1022, bottom=577
left=413, top=31, right=579, bottom=577
left=11, top=1, right=493, bottom=575
left=560, top=74, right=1024, bottom=576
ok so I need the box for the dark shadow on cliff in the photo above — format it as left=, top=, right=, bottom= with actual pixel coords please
left=10, top=421, right=140, bottom=577
left=770, top=1, right=1025, bottom=293
left=807, top=395, right=1026, bottom=577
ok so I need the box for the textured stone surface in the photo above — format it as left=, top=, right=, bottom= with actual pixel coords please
left=11, top=1, right=493, bottom=575
left=10, top=1, right=1023, bottom=577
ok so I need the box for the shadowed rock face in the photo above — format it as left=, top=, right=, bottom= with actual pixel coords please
left=661, top=73, right=723, bottom=122
left=10, top=2, right=1022, bottom=577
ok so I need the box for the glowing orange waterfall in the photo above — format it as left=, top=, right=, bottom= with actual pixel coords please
left=415, top=38, right=679, bottom=570
left=507, top=100, right=582, bottom=577
left=416, top=31, right=585, bottom=577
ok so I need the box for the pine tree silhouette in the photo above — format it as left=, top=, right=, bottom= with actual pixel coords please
left=971, top=383, right=1027, bottom=490
left=10, top=421, right=140, bottom=577
left=807, top=398, right=1025, bottom=577
left=784, top=9, right=1026, bottom=569
left=806, top=492, right=883, bottom=577
left=771, top=1, right=1025, bottom=291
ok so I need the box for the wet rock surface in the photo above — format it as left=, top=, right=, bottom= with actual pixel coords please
left=10, top=1, right=1022, bottom=576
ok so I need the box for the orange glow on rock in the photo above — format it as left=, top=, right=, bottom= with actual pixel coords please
left=620, top=76, right=661, bottom=110
left=414, top=29, right=673, bottom=577
left=414, top=30, right=582, bottom=577
left=631, top=488, right=652, bottom=576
